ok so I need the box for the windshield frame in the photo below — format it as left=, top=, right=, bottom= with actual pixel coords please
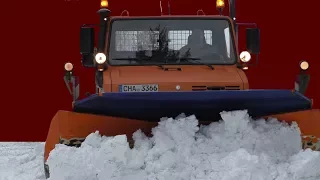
left=106, top=16, right=239, bottom=66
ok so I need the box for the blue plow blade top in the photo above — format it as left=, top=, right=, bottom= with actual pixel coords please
left=72, top=90, right=312, bottom=121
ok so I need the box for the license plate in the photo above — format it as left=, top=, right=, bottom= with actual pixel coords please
left=119, top=84, right=159, bottom=92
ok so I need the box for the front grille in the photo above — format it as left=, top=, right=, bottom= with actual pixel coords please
left=192, top=86, right=240, bottom=91
left=192, top=86, right=207, bottom=91
left=225, top=86, right=241, bottom=90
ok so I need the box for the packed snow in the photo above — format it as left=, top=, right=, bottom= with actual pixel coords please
left=0, top=110, right=320, bottom=180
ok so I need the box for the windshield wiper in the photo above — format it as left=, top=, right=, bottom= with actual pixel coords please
left=112, top=57, right=212, bottom=71
left=112, top=58, right=165, bottom=69
left=178, top=57, right=214, bottom=70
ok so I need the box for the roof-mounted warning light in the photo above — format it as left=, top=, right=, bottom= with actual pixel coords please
left=97, top=0, right=111, bottom=53
left=216, top=0, right=225, bottom=15
left=101, top=0, right=108, bottom=8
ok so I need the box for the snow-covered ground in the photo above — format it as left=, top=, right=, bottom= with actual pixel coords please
left=0, top=142, right=45, bottom=180
left=1, top=110, right=320, bottom=180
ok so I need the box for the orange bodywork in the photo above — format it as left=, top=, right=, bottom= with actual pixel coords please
left=44, top=109, right=320, bottom=162
left=265, top=109, right=320, bottom=151
left=103, top=65, right=249, bottom=92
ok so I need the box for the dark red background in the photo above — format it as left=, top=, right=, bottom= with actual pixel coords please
left=1, top=0, right=319, bottom=141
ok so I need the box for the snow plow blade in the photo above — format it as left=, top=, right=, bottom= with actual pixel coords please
left=44, top=90, right=320, bottom=178
left=44, top=90, right=320, bottom=165
left=44, top=108, right=320, bottom=163
left=44, top=110, right=156, bottom=162
left=73, top=90, right=312, bottom=121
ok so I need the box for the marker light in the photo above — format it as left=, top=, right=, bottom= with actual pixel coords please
left=64, top=62, right=73, bottom=72
left=216, top=0, right=225, bottom=9
left=101, top=0, right=108, bottom=8
left=240, top=51, right=251, bottom=62
left=95, top=53, right=107, bottom=64
left=300, top=60, right=309, bottom=71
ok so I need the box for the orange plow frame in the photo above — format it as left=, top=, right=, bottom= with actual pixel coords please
left=44, top=109, right=320, bottom=162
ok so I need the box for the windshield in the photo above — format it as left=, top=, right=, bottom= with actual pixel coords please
left=108, top=18, right=237, bottom=66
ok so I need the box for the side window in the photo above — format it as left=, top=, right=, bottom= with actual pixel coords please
left=168, top=30, right=213, bottom=50
left=224, top=27, right=231, bottom=58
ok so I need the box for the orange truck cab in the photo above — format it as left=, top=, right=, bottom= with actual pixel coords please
left=77, top=1, right=260, bottom=94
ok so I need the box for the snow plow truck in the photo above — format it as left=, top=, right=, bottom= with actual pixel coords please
left=44, top=0, right=320, bottom=178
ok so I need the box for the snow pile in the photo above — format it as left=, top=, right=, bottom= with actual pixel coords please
left=46, top=110, right=320, bottom=180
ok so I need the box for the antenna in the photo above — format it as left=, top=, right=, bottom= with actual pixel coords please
left=197, top=9, right=205, bottom=15
left=168, top=0, right=171, bottom=15
left=160, top=0, right=163, bottom=15
left=120, top=10, right=130, bottom=16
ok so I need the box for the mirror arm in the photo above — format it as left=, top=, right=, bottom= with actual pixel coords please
left=295, top=71, right=310, bottom=95
left=81, top=24, right=98, bottom=27
left=236, top=22, right=258, bottom=28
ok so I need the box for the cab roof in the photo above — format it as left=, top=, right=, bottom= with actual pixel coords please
left=109, top=15, right=232, bottom=20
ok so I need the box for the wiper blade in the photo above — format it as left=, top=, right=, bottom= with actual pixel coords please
left=179, top=57, right=201, bottom=60
left=112, top=58, right=165, bottom=69
left=179, top=57, right=214, bottom=70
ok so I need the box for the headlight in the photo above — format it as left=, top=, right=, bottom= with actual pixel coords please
left=239, top=51, right=251, bottom=62
left=64, top=62, right=73, bottom=72
left=95, top=53, right=107, bottom=64
left=300, top=60, right=309, bottom=71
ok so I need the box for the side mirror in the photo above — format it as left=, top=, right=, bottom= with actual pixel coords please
left=80, top=27, right=94, bottom=54
left=246, top=28, right=260, bottom=54
left=80, top=27, right=95, bottom=67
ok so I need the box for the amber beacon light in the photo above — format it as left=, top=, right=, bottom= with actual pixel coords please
left=101, top=0, right=108, bottom=8
left=216, top=0, right=225, bottom=15
left=216, top=0, right=225, bottom=8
